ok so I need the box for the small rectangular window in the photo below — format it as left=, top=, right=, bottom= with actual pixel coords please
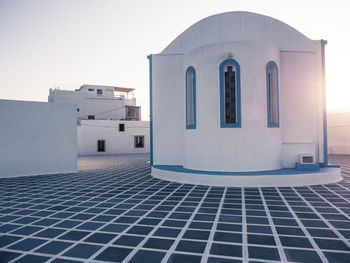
left=88, top=115, right=95, bottom=120
left=97, top=89, right=103, bottom=95
left=119, top=123, right=125, bottom=132
left=97, top=140, right=105, bottom=152
left=134, top=136, right=144, bottom=148
left=88, top=88, right=94, bottom=92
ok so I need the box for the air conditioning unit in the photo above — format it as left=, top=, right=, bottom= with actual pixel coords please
left=299, top=154, right=315, bottom=164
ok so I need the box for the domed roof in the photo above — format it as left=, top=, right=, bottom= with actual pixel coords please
left=161, top=11, right=320, bottom=54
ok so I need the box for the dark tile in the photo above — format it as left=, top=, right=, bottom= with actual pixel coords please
left=59, top=230, right=89, bottom=241
left=284, top=248, right=323, bottom=263
left=314, top=238, right=349, bottom=251
left=324, top=252, right=350, bottom=263
left=247, top=225, right=272, bottom=234
left=167, top=253, right=202, bottom=263
left=154, top=227, right=181, bottom=238
left=94, top=246, right=132, bottom=262
left=217, top=223, right=242, bottom=232
left=189, top=221, right=213, bottom=230
left=76, top=222, right=103, bottom=231
left=35, top=228, right=66, bottom=238
left=36, top=240, right=73, bottom=254
left=183, top=230, right=210, bottom=240
left=0, top=223, right=21, bottom=233
left=214, top=232, right=242, bottom=243
left=208, top=258, right=242, bottom=263
left=144, top=238, right=174, bottom=250
left=280, top=236, right=313, bottom=248
left=0, top=235, right=22, bottom=247
left=210, top=243, right=242, bottom=257
left=139, top=218, right=162, bottom=226
left=276, top=226, right=305, bottom=236
left=52, top=258, right=83, bottom=263
left=114, top=216, right=139, bottom=224
left=219, top=215, right=242, bottom=223
left=64, top=243, right=102, bottom=259
left=130, top=249, right=165, bottom=263
left=55, top=220, right=81, bottom=228
left=14, top=254, right=50, bottom=263
left=193, top=214, right=216, bottom=221
left=9, top=237, right=47, bottom=251
left=12, top=225, right=42, bottom=235
left=273, top=218, right=298, bottom=226
left=114, top=235, right=144, bottom=246
left=0, top=251, right=21, bottom=262
left=127, top=225, right=153, bottom=235
left=307, top=228, right=338, bottom=238
left=248, top=246, right=280, bottom=261
left=84, top=232, right=115, bottom=244
left=92, top=215, right=115, bottom=222
left=100, top=223, right=128, bottom=233
left=32, top=218, right=60, bottom=226
left=147, top=211, right=169, bottom=218
left=176, top=240, right=206, bottom=253
left=162, top=219, right=186, bottom=228
left=248, top=234, right=276, bottom=246
left=301, top=219, right=328, bottom=228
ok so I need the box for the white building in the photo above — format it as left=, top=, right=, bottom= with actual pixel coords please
left=49, top=84, right=141, bottom=121
left=149, top=11, right=340, bottom=187
left=328, top=111, right=350, bottom=154
left=0, top=99, right=77, bottom=178
left=49, top=84, right=150, bottom=155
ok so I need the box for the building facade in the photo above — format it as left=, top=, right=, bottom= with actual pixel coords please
left=328, top=111, right=350, bottom=154
left=0, top=99, right=77, bottom=177
left=149, top=11, right=340, bottom=186
left=49, top=84, right=149, bottom=156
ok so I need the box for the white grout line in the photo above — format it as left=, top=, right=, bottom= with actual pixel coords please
left=276, top=188, right=330, bottom=263
left=258, top=188, right=288, bottom=262
left=200, top=187, right=227, bottom=263
left=159, top=186, right=212, bottom=263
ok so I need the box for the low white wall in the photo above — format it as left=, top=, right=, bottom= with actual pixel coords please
left=0, top=100, right=77, bottom=178
left=78, top=120, right=150, bottom=155
left=328, top=111, right=350, bottom=154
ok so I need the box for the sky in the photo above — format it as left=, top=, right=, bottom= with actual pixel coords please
left=0, top=0, right=350, bottom=120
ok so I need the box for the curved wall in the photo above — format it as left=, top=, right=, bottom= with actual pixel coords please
left=183, top=42, right=282, bottom=171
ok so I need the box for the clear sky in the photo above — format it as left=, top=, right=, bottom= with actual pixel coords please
left=0, top=0, right=349, bottom=119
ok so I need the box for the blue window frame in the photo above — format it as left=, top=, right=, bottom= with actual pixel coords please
left=220, top=59, right=241, bottom=128
left=186, top=66, right=196, bottom=129
left=266, top=61, right=279, bottom=127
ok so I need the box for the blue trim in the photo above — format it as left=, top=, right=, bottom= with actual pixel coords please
left=321, top=40, right=328, bottom=167
left=153, top=165, right=332, bottom=176
left=185, top=66, right=196, bottom=129
left=219, top=59, right=241, bottom=128
left=266, top=61, right=280, bottom=128
left=147, top=54, right=153, bottom=166
left=295, top=163, right=320, bottom=171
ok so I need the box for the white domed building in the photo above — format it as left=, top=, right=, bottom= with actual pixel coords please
left=148, top=11, right=341, bottom=187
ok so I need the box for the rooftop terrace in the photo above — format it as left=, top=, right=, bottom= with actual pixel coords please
left=0, top=154, right=350, bottom=263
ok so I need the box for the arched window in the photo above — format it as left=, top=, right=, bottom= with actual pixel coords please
left=266, top=61, right=279, bottom=127
left=186, top=66, right=196, bottom=129
left=220, top=59, right=241, bottom=128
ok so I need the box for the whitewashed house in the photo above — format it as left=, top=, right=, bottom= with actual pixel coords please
left=49, top=85, right=149, bottom=155
left=149, top=11, right=340, bottom=186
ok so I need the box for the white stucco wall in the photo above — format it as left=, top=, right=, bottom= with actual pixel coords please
left=328, top=111, right=350, bottom=154
left=48, top=89, right=137, bottom=120
left=0, top=100, right=77, bottom=178
left=78, top=120, right=149, bottom=155
left=151, top=11, right=325, bottom=172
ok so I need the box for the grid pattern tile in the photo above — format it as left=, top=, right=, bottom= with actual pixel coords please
left=0, top=154, right=349, bottom=263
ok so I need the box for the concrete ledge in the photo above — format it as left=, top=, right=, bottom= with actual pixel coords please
left=151, top=166, right=342, bottom=187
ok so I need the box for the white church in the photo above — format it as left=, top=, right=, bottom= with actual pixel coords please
left=149, top=11, right=341, bottom=187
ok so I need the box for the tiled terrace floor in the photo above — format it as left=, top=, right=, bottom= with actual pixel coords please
left=0, top=154, right=350, bottom=263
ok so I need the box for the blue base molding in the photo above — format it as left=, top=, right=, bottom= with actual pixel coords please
left=153, top=165, right=333, bottom=176
left=296, top=163, right=320, bottom=171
